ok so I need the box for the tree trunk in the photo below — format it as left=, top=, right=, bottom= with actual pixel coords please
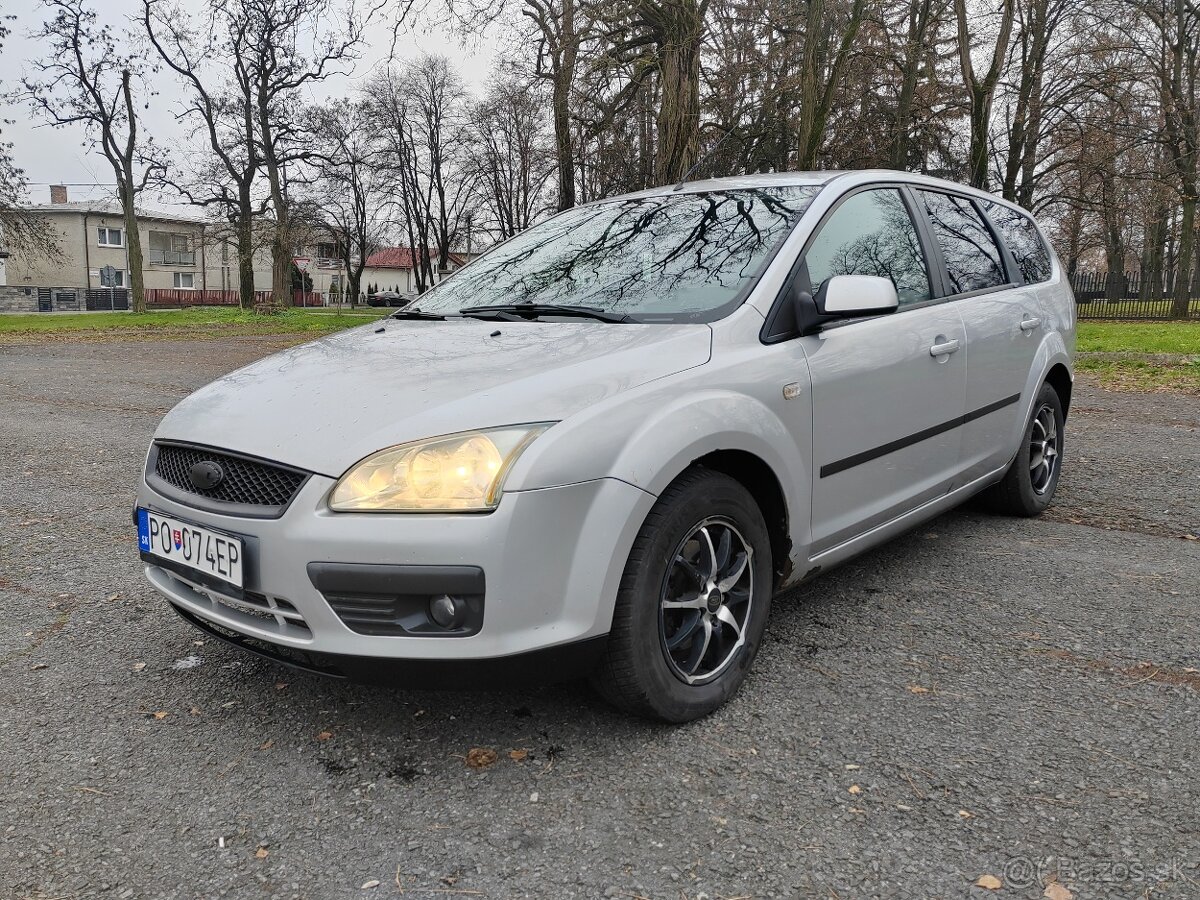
left=1173, top=192, right=1195, bottom=319
left=120, top=182, right=146, bottom=313
left=967, top=89, right=990, bottom=189
left=797, top=0, right=865, bottom=170
left=118, top=72, right=147, bottom=314
left=271, top=232, right=292, bottom=309
left=552, top=0, right=577, bottom=210
left=889, top=0, right=929, bottom=171
left=236, top=214, right=255, bottom=310
left=650, top=0, right=705, bottom=185
left=954, top=0, right=1014, bottom=191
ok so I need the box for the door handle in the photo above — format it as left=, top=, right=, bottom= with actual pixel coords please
left=1019, top=316, right=1042, bottom=332
left=929, top=339, right=960, bottom=357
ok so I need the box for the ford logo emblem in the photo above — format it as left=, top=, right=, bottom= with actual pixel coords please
left=189, top=460, right=225, bottom=491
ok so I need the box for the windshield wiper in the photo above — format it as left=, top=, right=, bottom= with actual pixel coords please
left=458, top=302, right=633, bottom=324
left=389, top=308, right=446, bottom=320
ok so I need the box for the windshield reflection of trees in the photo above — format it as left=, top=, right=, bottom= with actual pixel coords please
left=817, top=193, right=930, bottom=305
left=418, top=187, right=818, bottom=317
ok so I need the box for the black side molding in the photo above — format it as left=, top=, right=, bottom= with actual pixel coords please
left=820, top=394, right=1021, bottom=478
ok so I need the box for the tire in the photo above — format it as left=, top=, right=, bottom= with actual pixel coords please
left=980, top=381, right=1065, bottom=517
left=590, top=469, right=773, bottom=722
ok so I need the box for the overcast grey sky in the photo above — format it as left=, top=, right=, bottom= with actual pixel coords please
left=0, top=0, right=499, bottom=210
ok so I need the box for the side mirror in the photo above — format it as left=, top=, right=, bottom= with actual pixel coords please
left=816, top=275, right=899, bottom=317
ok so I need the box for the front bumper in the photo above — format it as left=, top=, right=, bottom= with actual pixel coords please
left=136, top=472, right=656, bottom=668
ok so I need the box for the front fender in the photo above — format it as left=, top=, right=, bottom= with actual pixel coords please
left=506, top=379, right=809, bottom=540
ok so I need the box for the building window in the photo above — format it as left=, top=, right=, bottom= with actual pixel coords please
left=97, top=227, right=123, bottom=247
left=173, top=272, right=195, bottom=289
left=98, top=269, right=125, bottom=287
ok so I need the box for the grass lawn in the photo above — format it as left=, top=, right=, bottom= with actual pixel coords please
left=1077, top=320, right=1200, bottom=353
left=1076, top=321, right=1200, bottom=394
left=0, top=306, right=388, bottom=339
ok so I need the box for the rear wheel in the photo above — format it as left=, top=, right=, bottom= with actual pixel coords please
left=591, top=469, right=773, bottom=722
left=981, top=381, right=1065, bottom=517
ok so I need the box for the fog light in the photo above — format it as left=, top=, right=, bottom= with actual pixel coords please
left=429, top=594, right=465, bottom=628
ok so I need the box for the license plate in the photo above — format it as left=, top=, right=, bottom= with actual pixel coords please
left=137, top=508, right=244, bottom=589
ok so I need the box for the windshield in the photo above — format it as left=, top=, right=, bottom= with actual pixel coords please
left=414, top=186, right=821, bottom=322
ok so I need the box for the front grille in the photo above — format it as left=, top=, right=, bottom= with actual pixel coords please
left=149, top=442, right=309, bottom=517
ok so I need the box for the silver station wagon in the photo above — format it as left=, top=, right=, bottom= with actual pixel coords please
left=135, top=171, right=1075, bottom=721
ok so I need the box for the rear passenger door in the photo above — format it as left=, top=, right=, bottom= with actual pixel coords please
left=913, top=190, right=1044, bottom=482
left=798, top=186, right=968, bottom=555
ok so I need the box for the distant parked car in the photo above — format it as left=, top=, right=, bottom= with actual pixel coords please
left=366, top=291, right=411, bottom=308
left=135, top=170, right=1075, bottom=722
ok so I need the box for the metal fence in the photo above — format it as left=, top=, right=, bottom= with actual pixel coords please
left=144, top=288, right=326, bottom=308
left=22, top=287, right=131, bottom=311
left=1071, top=271, right=1200, bottom=320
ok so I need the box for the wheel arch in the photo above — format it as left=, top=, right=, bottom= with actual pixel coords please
left=1045, top=362, right=1073, bottom=415
left=686, top=449, right=792, bottom=590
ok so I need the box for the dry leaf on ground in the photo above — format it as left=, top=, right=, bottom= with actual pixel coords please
left=975, top=874, right=1002, bottom=890
left=466, top=748, right=498, bottom=768
left=1043, top=883, right=1072, bottom=900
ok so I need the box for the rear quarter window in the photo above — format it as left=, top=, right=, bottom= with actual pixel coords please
left=984, top=202, right=1052, bottom=284
left=917, top=190, right=1007, bottom=294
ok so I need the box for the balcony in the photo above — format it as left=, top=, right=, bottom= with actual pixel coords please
left=149, top=248, right=196, bottom=266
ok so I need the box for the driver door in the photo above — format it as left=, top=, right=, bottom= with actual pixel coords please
left=794, top=186, right=968, bottom=555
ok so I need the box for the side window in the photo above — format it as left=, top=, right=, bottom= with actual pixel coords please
left=984, top=202, right=1052, bottom=284
left=918, top=191, right=1007, bottom=294
left=804, top=188, right=931, bottom=306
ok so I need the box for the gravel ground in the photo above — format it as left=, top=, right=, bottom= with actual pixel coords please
left=1, top=335, right=1197, bottom=900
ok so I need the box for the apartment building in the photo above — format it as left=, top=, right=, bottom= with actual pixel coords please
left=0, top=185, right=349, bottom=310
left=2, top=186, right=225, bottom=293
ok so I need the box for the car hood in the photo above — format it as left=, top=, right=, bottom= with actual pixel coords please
left=155, top=318, right=712, bottom=477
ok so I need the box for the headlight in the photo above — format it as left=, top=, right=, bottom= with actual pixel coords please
left=328, top=424, right=553, bottom=512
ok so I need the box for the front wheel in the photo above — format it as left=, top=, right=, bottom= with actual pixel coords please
left=590, top=469, right=773, bottom=722
left=981, top=381, right=1065, bottom=517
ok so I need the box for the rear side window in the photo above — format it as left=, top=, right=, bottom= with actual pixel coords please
left=803, top=188, right=932, bottom=306
left=985, top=202, right=1052, bottom=284
left=917, top=191, right=1007, bottom=294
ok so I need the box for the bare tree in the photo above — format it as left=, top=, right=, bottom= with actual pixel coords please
left=638, top=0, right=709, bottom=184
left=886, top=0, right=951, bottom=170
left=368, top=56, right=476, bottom=293
left=0, top=6, right=62, bottom=263
left=146, top=0, right=370, bottom=309
left=22, top=0, right=162, bottom=311
left=144, top=0, right=267, bottom=308
left=954, top=0, right=1016, bottom=188
left=306, top=100, right=388, bottom=306
left=530, top=0, right=584, bottom=207
left=794, top=0, right=869, bottom=169
left=1123, top=0, right=1200, bottom=317
left=465, top=77, right=556, bottom=239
